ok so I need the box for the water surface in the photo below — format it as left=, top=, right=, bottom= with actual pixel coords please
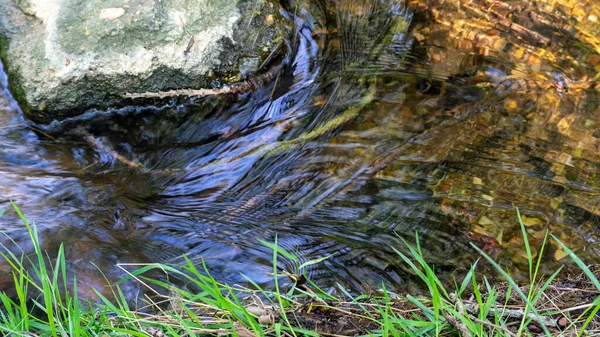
left=1, top=0, right=600, bottom=299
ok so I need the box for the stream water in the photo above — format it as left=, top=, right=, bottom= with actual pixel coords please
left=1, top=0, right=600, bottom=300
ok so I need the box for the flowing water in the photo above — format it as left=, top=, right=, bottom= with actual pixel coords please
left=2, top=0, right=600, bottom=300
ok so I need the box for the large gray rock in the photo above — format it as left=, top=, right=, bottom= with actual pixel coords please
left=0, top=0, right=284, bottom=123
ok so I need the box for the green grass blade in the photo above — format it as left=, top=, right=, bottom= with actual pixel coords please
left=516, top=208, right=533, bottom=282
left=550, top=234, right=600, bottom=290
left=471, top=243, right=554, bottom=336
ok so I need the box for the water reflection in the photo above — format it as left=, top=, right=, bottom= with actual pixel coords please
left=1, top=0, right=600, bottom=301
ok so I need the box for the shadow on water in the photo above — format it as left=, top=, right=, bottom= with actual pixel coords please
left=2, top=0, right=600, bottom=300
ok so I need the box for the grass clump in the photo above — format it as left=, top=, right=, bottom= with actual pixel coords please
left=0, top=202, right=599, bottom=336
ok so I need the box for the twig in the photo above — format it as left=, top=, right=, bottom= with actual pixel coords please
left=124, top=86, right=236, bottom=99
left=462, top=298, right=557, bottom=328
left=469, top=315, right=518, bottom=337
left=259, top=43, right=282, bottom=70
left=550, top=286, right=600, bottom=294
left=269, top=68, right=282, bottom=101
left=445, top=313, right=472, bottom=337
left=82, top=130, right=143, bottom=169
left=553, top=302, right=597, bottom=314
left=446, top=295, right=473, bottom=337
left=499, top=307, right=557, bottom=328
left=450, top=293, right=541, bottom=337
left=116, top=263, right=163, bottom=296
left=78, top=160, right=99, bottom=172
left=124, top=57, right=288, bottom=100
left=320, top=332, right=353, bottom=337
left=26, top=125, right=58, bottom=142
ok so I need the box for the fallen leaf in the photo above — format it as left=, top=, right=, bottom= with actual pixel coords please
left=554, top=248, right=568, bottom=261
left=557, top=114, right=575, bottom=134
left=478, top=216, right=495, bottom=226
left=521, top=216, right=544, bottom=227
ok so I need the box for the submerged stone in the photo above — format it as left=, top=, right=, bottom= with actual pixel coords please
left=0, top=0, right=285, bottom=123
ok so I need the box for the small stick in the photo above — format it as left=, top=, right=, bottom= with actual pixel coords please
left=469, top=315, right=518, bottom=337
left=448, top=295, right=474, bottom=337
left=269, top=68, right=282, bottom=101
left=124, top=56, right=288, bottom=100
left=80, top=160, right=99, bottom=172
left=258, top=44, right=282, bottom=70
left=461, top=297, right=557, bottom=328
left=445, top=313, right=472, bottom=337
left=124, top=86, right=233, bottom=99
left=82, top=130, right=142, bottom=168
left=319, top=332, right=353, bottom=337
left=549, top=286, right=600, bottom=294
left=26, top=125, right=58, bottom=142
left=452, top=293, right=549, bottom=336
left=553, top=302, right=597, bottom=314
